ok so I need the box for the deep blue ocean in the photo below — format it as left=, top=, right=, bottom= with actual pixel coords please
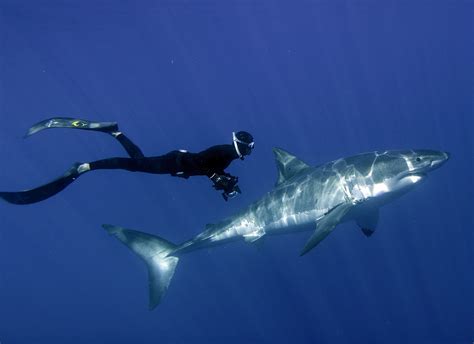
left=0, top=1, right=472, bottom=343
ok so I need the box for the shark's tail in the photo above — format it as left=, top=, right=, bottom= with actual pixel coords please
left=102, top=224, right=179, bottom=310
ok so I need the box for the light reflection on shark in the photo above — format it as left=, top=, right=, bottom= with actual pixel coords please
left=103, top=148, right=449, bottom=309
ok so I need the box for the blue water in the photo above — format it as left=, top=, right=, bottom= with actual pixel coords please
left=0, top=2, right=472, bottom=343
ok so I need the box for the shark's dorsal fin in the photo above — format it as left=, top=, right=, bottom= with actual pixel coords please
left=273, top=148, right=311, bottom=186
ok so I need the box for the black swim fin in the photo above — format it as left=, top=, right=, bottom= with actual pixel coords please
left=0, top=164, right=82, bottom=205
left=25, top=117, right=118, bottom=137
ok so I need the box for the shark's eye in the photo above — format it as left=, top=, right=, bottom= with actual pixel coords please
left=416, top=157, right=422, bottom=162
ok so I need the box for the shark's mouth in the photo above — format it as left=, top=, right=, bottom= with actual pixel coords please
left=397, top=171, right=426, bottom=179
left=409, top=172, right=427, bottom=178
left=394, top=172, right=427, bottom=186
left=405, top=172, right=427, bottom=183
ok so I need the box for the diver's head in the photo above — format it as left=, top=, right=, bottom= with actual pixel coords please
left=233, top=131, right=254, bottom=159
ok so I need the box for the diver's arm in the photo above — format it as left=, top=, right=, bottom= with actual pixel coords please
left=209, top=172, right=235, bottom=189
left=198, top=145, right=241, bottom=200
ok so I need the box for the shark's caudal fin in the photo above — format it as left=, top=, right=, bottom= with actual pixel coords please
left=102, top=224, right=179, bottom=310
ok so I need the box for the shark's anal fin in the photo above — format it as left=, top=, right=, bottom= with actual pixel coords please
left=356, top=209, right=379, bottom=237
left=273, top=148, right=311, bottom=186
left=300, top=203, right=352, bottom=256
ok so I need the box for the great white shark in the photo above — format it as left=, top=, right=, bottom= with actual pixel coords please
left=103, top=148, right=449, bottom=309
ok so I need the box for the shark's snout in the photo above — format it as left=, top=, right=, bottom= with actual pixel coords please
left=430, top=151, right=450, bottom=169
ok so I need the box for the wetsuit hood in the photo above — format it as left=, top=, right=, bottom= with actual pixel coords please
left=233, top=131, right=254, bottom=159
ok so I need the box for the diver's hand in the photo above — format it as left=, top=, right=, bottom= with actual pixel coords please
left=210, top=174, right=238, bottom=191
left=222, top=184, right=241, bottom=201
left=210, top=174, right=240, bottom=201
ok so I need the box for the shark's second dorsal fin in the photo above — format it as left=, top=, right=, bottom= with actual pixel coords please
left=273, top=148, right=311, bottom=186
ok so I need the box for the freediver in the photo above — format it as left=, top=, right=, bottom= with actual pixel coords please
left=0, top=117, right=254, bottom=204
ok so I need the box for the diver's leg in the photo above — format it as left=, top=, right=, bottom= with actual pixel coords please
left=110, top=132, right=145, bottom=159
left=0, top=157, right=150, bottom=205
left=87, top=157, right=147, bottom=172
left=26, top=117, right=146, bottom=158
left=0, top=163, right=83, bottom=205
left=87, top=153, right=180, bottom=174
left=0, top=157, right=147, bottom=205
left=0, top=151, right=184, bottom=205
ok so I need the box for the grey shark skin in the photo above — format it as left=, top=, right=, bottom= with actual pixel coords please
left=103, top=148, right=449, bottom=309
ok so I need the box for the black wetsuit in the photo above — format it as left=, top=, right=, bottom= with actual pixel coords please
left=0, top=132, right=241, bottom=205
left=0, top=118, right=247, bottom=204
left=91, top=133, right=240, bottom=178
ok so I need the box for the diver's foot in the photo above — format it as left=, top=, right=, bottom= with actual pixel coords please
left=67, top=163, right=90, bottom=179
left=76, top=163, right=91, bottom=174
left=110, top=131, right=123, bottom=138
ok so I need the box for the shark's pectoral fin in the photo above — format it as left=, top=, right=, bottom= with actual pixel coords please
left=356, top=209, right=379, bottom=237
left=300, top=224, right=336, bottom=256
left=300, top=203, right=352, bottom=256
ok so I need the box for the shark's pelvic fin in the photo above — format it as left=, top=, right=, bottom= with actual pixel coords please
left=273, top=148, right=311, bottom=186
left=361, top=227, right=375, bottom=237
left=300, top=203, right=353, bottom=256
left=102, top=224, right=179, bottom=310
left=356, top=209, right=379, bottom=237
